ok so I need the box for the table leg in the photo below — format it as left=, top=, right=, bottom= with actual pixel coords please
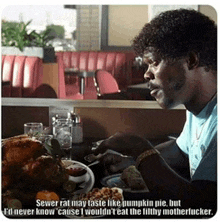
left=79, top=77, right=85, bottom=95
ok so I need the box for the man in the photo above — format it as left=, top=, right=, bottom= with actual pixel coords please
left=93, top=9, right=217, bottom=213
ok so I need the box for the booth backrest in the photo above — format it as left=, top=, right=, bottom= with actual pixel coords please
left=94, top=70, right=120, bottom=95
left=56, top=51, right=135, bottom=89
left=1, top=55, right=43, bottom=97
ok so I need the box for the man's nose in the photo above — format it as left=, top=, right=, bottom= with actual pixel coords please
left=144, top=69, right=155, bottom=81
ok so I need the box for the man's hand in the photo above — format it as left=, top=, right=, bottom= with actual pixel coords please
left=99, top=152, right=135, bottom=175
left=93, top=132, right=153, bottom=159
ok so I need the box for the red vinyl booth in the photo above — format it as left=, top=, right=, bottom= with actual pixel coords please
left=1, top=55, right=43, bottom=97
left=56, top=51, right=135, bottom=100
left=94, top=70, right=120, bottom=95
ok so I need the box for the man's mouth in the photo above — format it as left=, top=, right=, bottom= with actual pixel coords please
left=150, top=88, right=159, bottom=97
left=146, top=82, right=160, bottom=97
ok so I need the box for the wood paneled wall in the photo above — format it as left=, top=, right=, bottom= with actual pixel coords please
left=76, top=107, right=186, bottom=139
left=2, top=106, right=49, bottom=138
left=2, top=105, right=186, bottom=140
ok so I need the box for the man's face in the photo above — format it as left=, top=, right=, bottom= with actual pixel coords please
left=143, top=51, right=193, bottom=109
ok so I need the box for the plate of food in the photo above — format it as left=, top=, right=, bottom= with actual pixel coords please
left=61, top=159, right=95, bottom=194
left=101, top=165, right=149, bottom=193
left=66, top=186, right=123, bottom=219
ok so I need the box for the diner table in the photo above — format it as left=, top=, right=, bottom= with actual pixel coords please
left=3, top=136, right=208, bottom=219
left=3, top=135, right=171, bottom=219
left=64, top=68, right=95, bottom=95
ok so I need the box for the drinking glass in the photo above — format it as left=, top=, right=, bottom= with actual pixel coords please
left=24, top=122, right=43, bottom=138
left=53, top=118, right=72, bottom=159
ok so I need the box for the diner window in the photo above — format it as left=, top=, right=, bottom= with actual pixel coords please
left=76, top=5, right=101, bottom=51
left=1, top=5, right=77, bottom=51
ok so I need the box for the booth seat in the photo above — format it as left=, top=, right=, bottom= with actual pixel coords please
left=2, top=55, right=44, bottom=97
left=56, top=51, right=135, bottom=99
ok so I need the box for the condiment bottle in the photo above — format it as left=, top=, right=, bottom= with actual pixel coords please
left=68, top=111, right=83, bottom=144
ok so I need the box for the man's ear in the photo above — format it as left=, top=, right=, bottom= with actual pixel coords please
left=187, top=51, right=199, bottom=70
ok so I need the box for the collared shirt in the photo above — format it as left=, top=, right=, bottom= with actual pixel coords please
left=176, top=96, right=217, bottom=181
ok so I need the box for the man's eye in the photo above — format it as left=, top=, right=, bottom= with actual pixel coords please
left=148, top=59, right=153, bottom=64
left=147, top=59, right=157, bottom=65
left=151, top=60, right=159, bottom=66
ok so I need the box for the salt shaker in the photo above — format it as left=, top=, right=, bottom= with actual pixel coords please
left=68, top=111, right=83, bottom=144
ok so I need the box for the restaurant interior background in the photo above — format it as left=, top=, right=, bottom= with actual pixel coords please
left=1, top=5, right=217, bottom=142
left=3, top=5, right=216, bottom=52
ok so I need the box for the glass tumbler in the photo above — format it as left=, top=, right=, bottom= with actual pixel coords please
left=53, top=118, right=72, bottom=159
left=24, top=122, right=43, bottom=137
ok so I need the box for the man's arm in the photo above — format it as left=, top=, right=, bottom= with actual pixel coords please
left=94, top=133, right=216, bottom=210
left=155, top=139, right=190, bottom=180
left=137, top=151, right=216, bottom=210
